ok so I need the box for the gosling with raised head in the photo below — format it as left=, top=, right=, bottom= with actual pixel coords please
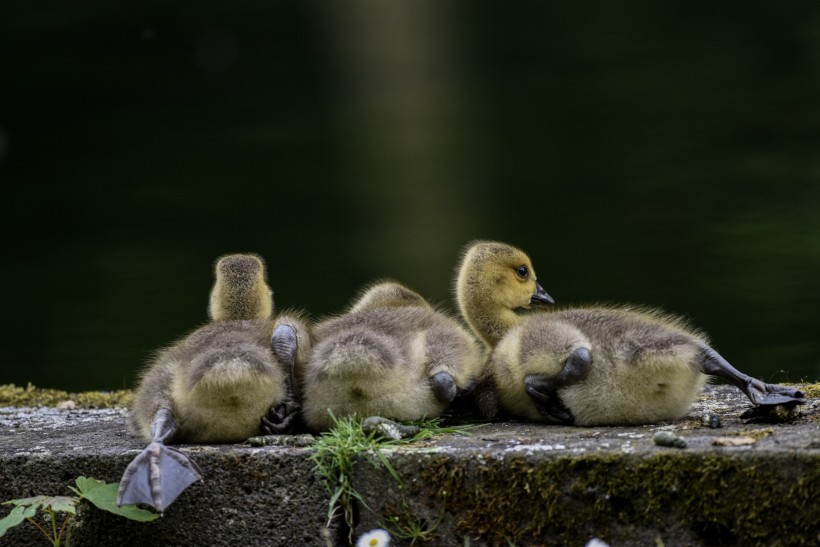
left=117, top=254, right=309, bottom=512
left=456, top=241, right=806, bottom=426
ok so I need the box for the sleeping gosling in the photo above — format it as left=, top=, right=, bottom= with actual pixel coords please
left=300, top=281, right=482, bottom=432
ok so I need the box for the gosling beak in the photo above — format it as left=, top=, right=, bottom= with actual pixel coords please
left=531, top=281, right=555, bottom=306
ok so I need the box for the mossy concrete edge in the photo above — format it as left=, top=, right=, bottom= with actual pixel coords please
left=352, top=383, right=820, bottom=546
left=0, top=407, right=339, bottom=546
left=0, top=383, right=818, bottom=546
left=355, top=448, right=818, bottom=546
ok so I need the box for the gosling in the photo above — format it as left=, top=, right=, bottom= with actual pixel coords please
left=300, top=281, right=482, bottom=432
left=456, top=241, right=806, bottom=426
left=117, top=254, right=309, bottom=512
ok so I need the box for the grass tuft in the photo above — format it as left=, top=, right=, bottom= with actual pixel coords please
left=311, top=412, right=473, bottom=543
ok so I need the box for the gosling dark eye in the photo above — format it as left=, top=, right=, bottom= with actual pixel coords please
left=516, top=265, right=529, bottom=279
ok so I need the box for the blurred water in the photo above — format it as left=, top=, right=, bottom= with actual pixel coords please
left=1, top=2, right=818, bottom=391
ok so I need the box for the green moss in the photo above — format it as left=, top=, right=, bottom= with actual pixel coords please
left=417, top=452, right=819, bottom=545
left=799, top=382, right=819, bottom=424
left=0, top=383, right=133, bottom=408
left=801, top=382, right=820, bottom=399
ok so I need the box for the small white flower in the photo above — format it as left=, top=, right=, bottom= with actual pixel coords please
left=356, top=528, right=390, bottom=547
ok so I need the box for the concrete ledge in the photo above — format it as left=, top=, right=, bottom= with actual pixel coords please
left=0, top=408, right=335, bottom=546
left=354, top=386, right=820, bottom=546
left=1, top=385, right=818, bottom=546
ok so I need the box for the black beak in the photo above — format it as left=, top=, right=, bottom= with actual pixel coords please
left=531, top=281, right=555, bottom=306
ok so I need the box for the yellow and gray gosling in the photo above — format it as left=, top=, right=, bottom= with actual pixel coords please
left=456, top=241, right=806, bottom=426
left=300, top=281, right=482, bottom=432
left=118, top=254, right=310, bottom=512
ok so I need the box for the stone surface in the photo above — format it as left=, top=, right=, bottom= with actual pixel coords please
left=0, top=384, right=817, bottom=546
left=0, top=408, right=335, bottom=546
left=353, top=385, right=820, bottom=546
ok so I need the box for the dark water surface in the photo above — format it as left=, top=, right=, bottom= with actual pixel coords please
left=2, top=3, right=819, bottom=391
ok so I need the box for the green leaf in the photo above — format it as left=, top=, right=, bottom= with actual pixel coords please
left=42, top=496, right=76, bottom=515
left=3, top=495, right=47, bottom=509
left=72, top=476, right=107, bottom=498
left=2, top=496, right=75, bottom=515
left=0, top=504, right=37, bottom=537
left=73, top=477, right=159, bottom=522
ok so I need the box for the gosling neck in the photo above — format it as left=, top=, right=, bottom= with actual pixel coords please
left=458, top=285, right=522, bottom=348
left=209, top=284, right=272, bottom=321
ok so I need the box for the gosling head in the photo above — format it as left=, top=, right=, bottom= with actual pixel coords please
left=208, top=253, right=273, bottom=321
left=455, top=241, right=554, bottom=345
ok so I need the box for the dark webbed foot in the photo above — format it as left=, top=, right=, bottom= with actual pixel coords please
left=434, top=377, right=478, bottom=425
left=117, top=442, right=203, bottom=513
left=699, top=346, right=806, bottom=406
left=272, top=324, right=298, bottom=390
left=266, top=324, right=304, bottom=434
left=524, top=347, right=592, bottom=425
left=261, top=399, right=301, bottom=434
left=743, top=379, right=806, bottom=406
left=559, top=347, right=592, bottom=384
left=430, top=371, right=457, bottom=403
left=117, top=408, right=203, bottom=513
left=525, top=374, right=574, bottom=424
left=272, top=324, right=298, bottom=368
left=450, top=378, right=477, bottom=413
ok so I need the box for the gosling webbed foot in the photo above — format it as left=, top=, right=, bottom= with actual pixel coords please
left=117, top=407, right=202, bottom=513
left=272, top=324, right=298, bottom=367
left=742, top=378, right=806, bottom=407
left=261, top=398, right=301, bottom=435
left=523, top=347, right=592, bottom=425
left=560, top=347, right=592, bottom=384
left=438, top=378, right=479, bottom=425
left=525, top=374, right=574, bottom=424
left=117, top=441, right=203, bottom=513
left=272, top=324, right=298, bottom=390
left=430, top=371, right=457, bottom=403
left=699, top=346, right=806, bottom=407
left=268, top=323, right=304, bottom=433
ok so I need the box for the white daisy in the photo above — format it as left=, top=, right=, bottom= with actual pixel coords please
left=356, top=528, right=391, bottom=547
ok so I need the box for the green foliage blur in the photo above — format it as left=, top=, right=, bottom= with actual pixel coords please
left=1, top=2, right=818, bottom=390
left=0, top=476, right=157, bottom=545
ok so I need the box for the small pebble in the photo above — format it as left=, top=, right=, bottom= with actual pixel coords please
left=700, top=411, right=721, bottom=429
left=362, top=416, right=420, bottom=440
left=653, top=430, right=687, bottom=449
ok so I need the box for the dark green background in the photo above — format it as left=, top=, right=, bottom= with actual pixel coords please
left=2, top=2, right=818, bottom=391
